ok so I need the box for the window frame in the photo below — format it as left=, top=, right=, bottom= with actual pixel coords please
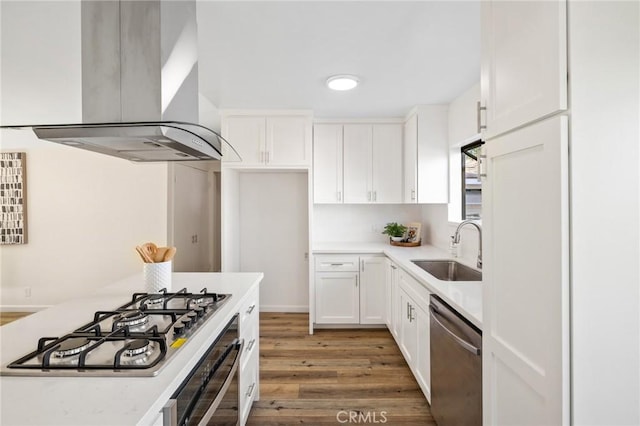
left=461, top=140, right=484, bottom=220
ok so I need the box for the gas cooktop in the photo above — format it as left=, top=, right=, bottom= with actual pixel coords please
left=1, top=288, right=231, bottom=377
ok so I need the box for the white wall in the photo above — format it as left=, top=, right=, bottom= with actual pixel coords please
left=314, top=204, right=424, bottom=243
left=569, top=2, right=640, bottom=423
left=0, top=1, right=168, bottom=308
left=238, top=172, right=309, bottom=311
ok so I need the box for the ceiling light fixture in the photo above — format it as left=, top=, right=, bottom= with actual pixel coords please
left=326, top=75, right=359, bottom=91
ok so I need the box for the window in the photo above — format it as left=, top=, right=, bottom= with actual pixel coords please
left=461, top=140, right=484, bottom=220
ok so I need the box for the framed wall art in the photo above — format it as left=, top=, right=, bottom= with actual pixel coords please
left=406, top=222, right=422, bottom=243
left=0, top=152, right=27, bottom=244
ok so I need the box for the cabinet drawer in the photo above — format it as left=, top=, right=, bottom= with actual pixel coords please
left=240, top=287, right=259, bottom=329
left=315, top=255, right=360, bottom=272
left=241, top=318, right=259, bottom=370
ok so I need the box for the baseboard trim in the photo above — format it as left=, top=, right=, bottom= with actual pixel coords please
left=260, top=305, right=309, bottom=313
left=0, top=305, right=51, bottom=312
left=314, top=323, right=387, bottom=329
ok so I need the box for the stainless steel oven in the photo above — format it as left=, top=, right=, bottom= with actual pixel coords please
left=163, top=314, right=243, bottom=426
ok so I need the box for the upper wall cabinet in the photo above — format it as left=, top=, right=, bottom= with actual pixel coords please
left=343, top=123, right=403, bottom=204
left=313, top=122, right=403, bottom=204
left=480, top=0, right=567, bottom=140
left=221, top=111, right=312, bottom=168
left=313, top=124, right=343, bottom=204
left=403, top=106, right=449, bottom=204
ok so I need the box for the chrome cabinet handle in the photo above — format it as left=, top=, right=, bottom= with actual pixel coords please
left=479, top=154, right=487, bottom=178
left=367, top=191, right=372, bottom=201
left=373, top=191, right=377, bottom=202
left=477, top=101, right=487, bottom=133
left=246, top=382, right=256, bottom=398
left=246, top=304, right=256, bottom=314
left=429, top=306, right=481, bottom=355
left=361, top=259, right=364, bottom=272
left=337, top=191, right=342, bottom=202
left=247, top=338, right=256, bottom=352
left=406, top=302, right=410, bottom=319
left=411, top=189, right=416, bottom=201
left=409, top=305, right=415, bottom=322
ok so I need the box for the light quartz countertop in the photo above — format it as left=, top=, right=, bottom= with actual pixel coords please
left=0, top=272, right=262, bottom=426
left=313, top=242, right=482, bottom=328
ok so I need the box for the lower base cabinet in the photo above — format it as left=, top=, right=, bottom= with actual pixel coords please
left=314, top=254, right=385, bottom=325
left=397, top=270, right=431, bottom=402
left=239, top=287, right=260, bottom=424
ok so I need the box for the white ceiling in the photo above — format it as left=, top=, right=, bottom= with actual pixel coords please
left=196, top=1, right=480, bottom=118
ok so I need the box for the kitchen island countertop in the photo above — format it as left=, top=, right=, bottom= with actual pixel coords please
left=313, top=242, right=482, bottom=328
left=0, top=272, right=262, bottom=426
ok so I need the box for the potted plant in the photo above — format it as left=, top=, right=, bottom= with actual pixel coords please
left=382, top=222, right=407, bottom=242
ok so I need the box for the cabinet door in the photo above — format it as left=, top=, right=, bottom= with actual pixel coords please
left=481, top=0, right=567, bottom=140
left=482, top=115, right=569, bottom=425
left=266, top=116, right=311, bottom=166
left=313, top=124, right=343, bottom=203
left=398, top=287, right=417, bottom=365
left=403, top=115, right=418, bottom=203
left=343, top=124, right=372, bottom=203
left=371, top=124, right=403, bottom=203
left=389, top=263, right=400, bottom=340
left=223, top=116, right=266, bottom=165
left=315, top=272, right=359, bottom=324
left=359, top=256, right=386, bottom=324
left=416, top=106, right=449, bottom=204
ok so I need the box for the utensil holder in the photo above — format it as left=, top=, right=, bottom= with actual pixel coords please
left=144, top=261, right=172, bottom=293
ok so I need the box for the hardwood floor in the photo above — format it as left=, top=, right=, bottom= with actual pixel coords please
left=248, top=313, right=435, bottom=425
left=0, top=312, right=31, bottom=326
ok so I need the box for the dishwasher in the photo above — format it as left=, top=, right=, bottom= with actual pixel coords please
left=429, top=295, right=482, bottom=426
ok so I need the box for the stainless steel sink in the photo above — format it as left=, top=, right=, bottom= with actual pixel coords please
left=412, top=260, right=482, bottom=282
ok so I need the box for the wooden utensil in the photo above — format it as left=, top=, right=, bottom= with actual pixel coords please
left=141, top=242, right=158, bottom=261
left=163, top=247, right=177, bottom=262
left=154, top=247, right=169, bottom=263
left=135, top=246, right=154, bottom=263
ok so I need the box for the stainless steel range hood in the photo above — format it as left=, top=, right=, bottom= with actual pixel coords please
left=1, top=0, right=237, bottom=162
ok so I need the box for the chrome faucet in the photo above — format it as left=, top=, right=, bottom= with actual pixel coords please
left=453, top=220, right=482, bottom=269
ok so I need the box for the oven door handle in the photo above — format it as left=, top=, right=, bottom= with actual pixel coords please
left=163, top=338, right=244, bottom=426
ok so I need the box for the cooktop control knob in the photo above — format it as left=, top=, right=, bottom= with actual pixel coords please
left=173, top=323, right=185, bottom=335
left=194, top=307, right=205, bottom=318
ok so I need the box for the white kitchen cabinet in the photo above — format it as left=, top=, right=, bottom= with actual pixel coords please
left=313, top=254, right=385, bottom=326
left=343, top=123, right=403, bottom=204
left=482, top=115, right=569, bottom=425
left=222, top=112, right=312, bottom=168
left=386, top=260, right=400, bottom=340
left=239, top=286, right=260, bottom=424
left=480, top=0, right=567, bottom=140
left=403, top=106, right=449, bottom=204
left=359, top=256, right=386, bottom=324
left=313, top=124, right=343, bottom=203
left=314, top=271, right=359, bottom=324
left=398, top=269, right=431, bottom=402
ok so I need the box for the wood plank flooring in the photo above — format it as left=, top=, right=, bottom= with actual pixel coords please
left=0, top=312, right=31, bottom=326
left=248, top=313, right=435, bottom=425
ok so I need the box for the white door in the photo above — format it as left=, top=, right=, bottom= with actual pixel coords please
left=371, top=124, right=403, bottom=203
left=343, top=124, right=372, bottom=203
left=403, top=115, right=418, bottom=203
left=313, top=124, right=343, bottom=203
left=359, top=256, right=386, bottom=324
left=223, top=116, right=265, bottom=165
left=266, top=116, right=311, bottom=166
left=315, top=272, right=359, bottom=324
left=172, top=164, right=211, bottom=272
left=481, top=0, right=567, bottom=139
left=482, top=115, right=569, bottom=425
